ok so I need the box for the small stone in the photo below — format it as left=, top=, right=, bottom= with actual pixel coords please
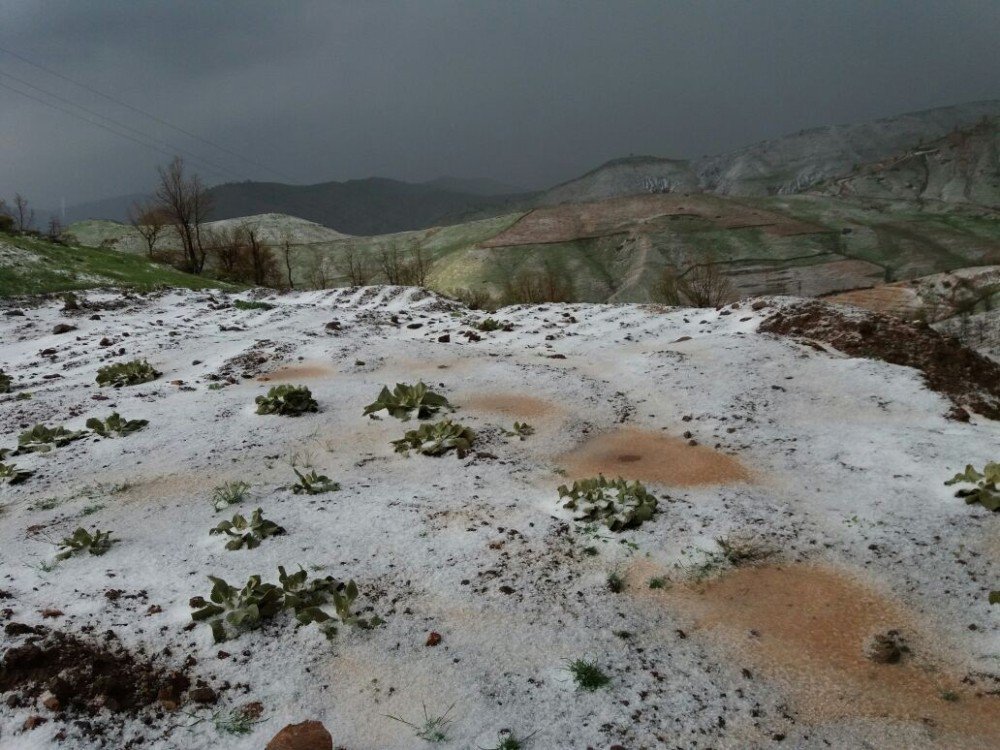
left=52, top=323, right=76, bottom=334
left=426, top=631, right=442, bottom=647
left=437, top=334, right=450, bottom=343
left=266, top=720, right=333, bottom=750
left=41, top=692, right=60, bottom=711
left=22, top=715, right=47, bottom=731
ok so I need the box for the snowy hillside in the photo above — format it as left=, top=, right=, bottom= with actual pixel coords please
left=0, top=288, right=998, bottom=749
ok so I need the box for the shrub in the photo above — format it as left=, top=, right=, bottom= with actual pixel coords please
left=0, top=461, right=32, bottom=485
left=448, top=287, right=497, bottom=311
left=56, top=527, right=115, bottom=560
left=255, top=384, right=318, bottom=416
left=290, top=468, right=340, bottom=495
left=606, top=570, right=625, bottom=593
left=85, top=412, right=148, bottom=437
left=475, top=317, right=513, bottom=332
left=233, top=299, right=275, bottom=311
left=567, top=659, right=610, bottom=691
left=558, top=476, right=658, bottom=531
left=391, top=419, right=475, bottom=458
left=210, top=508, right=285, bottom=550
left=211, top=481, right=251, bottom=511
left=96, top=360, right=161, bottom=388
left=16, top=423, right=87, bottom=454
left=0, top=369, right=11, bottom=393
left=363, top=382, right=450, bottom=421
left=190, top=567, right=379, bottom=643
left=945, top=463, right=1000, bottom=511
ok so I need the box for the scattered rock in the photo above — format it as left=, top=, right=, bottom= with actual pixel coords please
left=51, top=323, right=76, bottom=334
left=426, top=631, right=442, bottom=647
left=188, top=686, right=217, bottom=704
left=22, top=715, right=47, bottom=731
left=266, top=720, right=333, bottom=750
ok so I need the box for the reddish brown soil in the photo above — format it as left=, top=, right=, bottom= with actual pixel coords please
left=258, top=362, right=335, bottom=381
left=632, top=562, right=1000, bottom=747
left=461, top=393, right=559, bottom=418
left=759, top=300, right=1000, bottom=419
left=558, top=427, right=751, bottom=486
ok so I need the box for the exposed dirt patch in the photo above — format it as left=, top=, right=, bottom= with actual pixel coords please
left=257, top=362, right=335, bottom=381
left=460, top=393, right=559, bottom=418
left=760, top=300, right=1000, bottom=419
left=634, top=563, right=1000, bottom=747
left=558, top=427, right=751, bottom=486
left=0, top=629, right=199, bottom=715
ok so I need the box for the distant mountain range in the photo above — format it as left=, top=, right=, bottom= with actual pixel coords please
left=52, top=99, right=1000, bottom=235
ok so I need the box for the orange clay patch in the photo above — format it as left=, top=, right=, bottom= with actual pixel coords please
left=631, top=562, right=1000, bottom=746
left=461, top=393, right=559, bottom=419
left=257, top=362, right=334, bottom=381
left=558, top=427, right=750, bottom=486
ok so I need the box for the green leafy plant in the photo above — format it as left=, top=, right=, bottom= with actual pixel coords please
left=648, top=577, right=668, bottom=590
left=96, top=359, right=161, bottom=387
left=56, top=527, right=115, bottom=560
left=386, top=703, right=455, bottom=743
left=506, top=422, right=534, bottom=440
left=291, top=468, right=340, bottom=495
left=16, top=423, right=88, bottom=454
left=190, top=567, right=378, bottom=643
left=233, top=299, right=275, bottom=311
left=0, top=461, right=32, bottom=485
left=363, top=382, right=450, bottom=421
left=210, top=508, right=286, bottom=550
left=558, top=476, right=658, bottom=531
left=945, top=463, right=1000, bottom=511
left=85, top=412, right=148, bottom=437
left=211, top=481, right=251, bottom=511
left=255, top=384, right=318, bottom=416
left=567, top=659, right=610, bottom=691
left=0, top=369, right=11, bottom=393
left=391, top=419, right=476, bottom=458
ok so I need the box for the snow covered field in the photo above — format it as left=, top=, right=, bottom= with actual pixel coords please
left=0, top=287, right=998, bottom=749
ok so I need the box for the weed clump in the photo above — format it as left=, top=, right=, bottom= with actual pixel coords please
left=96, top=359, right=161, bottom=388
left=255, top=384, right=318, bottom=416
left=506, top=421, right=534, bottom=440
left=0, top=369, right=11, bottom=393
left=56, top=527, right=115, bottom=560
left=568, top=659, right=610, bottom=691
left=475, top=317, right=513, bottom=332
left=364, top=382, right=450, bottom=421
left=945, top=463, right=1000, bottom=511
left=392, top=419, right=475, bottom=457
left=211, top=481, right=251, bottom=511
left=606, top=570, right=625, bottom=593
left=386, top=703, right=455, bottom=743
left=210, top=508, right=285, bottom=550
left=558, top=476, right=658, bottom=531
left=0, top=460, right=32, bottom=484
left=16, top=423, right=87, bottom=454
left=86, top=412, right=148, bottom=437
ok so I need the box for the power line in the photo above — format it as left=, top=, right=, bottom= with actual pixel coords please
left=0, top=68, right=246, bottom=181
left=0, top=44, right=297, bottom=182
left=0, top=78, right=239, bottom=182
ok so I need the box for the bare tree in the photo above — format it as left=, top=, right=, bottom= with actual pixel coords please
left=335, top=244, right=375, bottom=286
left=280, top=234, right=295, bottom=289
left=244, top=226, right=278, bottom=286
left=379, top=240, right=429, bottom=286
left=302, top=251, right=332, bottom=289
left=13, top=193, right=34, bottom=232
left=651, top=254, right=735, bottom=307
left=46, top=216, right=63, bottom=241
left=499, top=259, right=575, bottom=304
left=0, top=199, right=13, bottom=233
left=154, top=157, right=212, bottom=273
left=128, top=200, right=169, bottom=258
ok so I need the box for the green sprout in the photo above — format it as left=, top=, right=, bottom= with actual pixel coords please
left=16, top=423, right=88, bottom=454
left=56, top=527, right=115, bottom=560
left=945, top=463, right=1000, bottom=511
left=290, top=468, right=340, bottom=495
left=391, top=419, right=476, bottom=458
left=86, top=412, right=148, bottom=437
left=386, top=703, right=455, bottom=743
left=96, top=359, right=161, bottom=387
left=558, top=476, right=658, bottom=531
left=211, top=481, right=251, bottom=511
left=210, top=508, right=286, bottom=550
left=567, top=659, right=611, bottom=691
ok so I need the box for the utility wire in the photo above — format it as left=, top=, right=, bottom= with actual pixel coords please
left=0, top=68, right=245, bottom=181
left=0, top=78, right=239, bottom=181
left=0, top=44, right=296, bottom=182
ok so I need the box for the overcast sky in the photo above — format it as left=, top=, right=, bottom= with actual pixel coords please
left=2, top=0, right=998, bottom=208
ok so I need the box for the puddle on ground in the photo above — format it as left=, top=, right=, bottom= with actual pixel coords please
left=257, top=362, right=335, bottom=381
left=631, top=561, right=1000, bottom=747
left=558, top=427, right=750, bottom=486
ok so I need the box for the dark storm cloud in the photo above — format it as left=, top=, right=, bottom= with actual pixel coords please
left=2, top=0, right=998, bottom=207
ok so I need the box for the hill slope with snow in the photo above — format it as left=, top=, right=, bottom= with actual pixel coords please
left=0, top=287, right=998, bottom=749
